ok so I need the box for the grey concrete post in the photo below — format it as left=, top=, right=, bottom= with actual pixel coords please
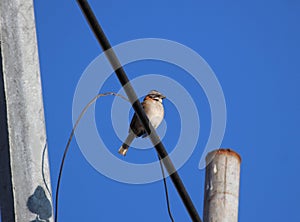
left=0, top=0, right=53, bottom=221
left=203, top=149, right=241, bottom=222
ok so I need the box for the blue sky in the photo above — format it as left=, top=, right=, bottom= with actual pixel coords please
left=34, top=0, right=300, bottom=221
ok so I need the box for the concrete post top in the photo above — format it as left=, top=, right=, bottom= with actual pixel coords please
left=206, top=148, right=242, bottom=164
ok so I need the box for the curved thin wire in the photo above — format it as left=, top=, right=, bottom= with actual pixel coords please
left=158, top=154, right=175, bottom=222
left=54, top=92, right=128, bottom=222
left=42, top=142, right=52, bottom=197
left=54, top=92, right=175, bottom=222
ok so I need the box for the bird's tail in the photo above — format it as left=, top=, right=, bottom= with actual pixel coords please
left=118, top=132, right=135, bottom=156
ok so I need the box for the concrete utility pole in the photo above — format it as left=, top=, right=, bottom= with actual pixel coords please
left=0, top=0, right=53, bottom=221
left=203, top=149, right=241, bottom=222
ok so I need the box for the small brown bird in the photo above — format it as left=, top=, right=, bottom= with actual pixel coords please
left=118, top=90, right=166, bottom=156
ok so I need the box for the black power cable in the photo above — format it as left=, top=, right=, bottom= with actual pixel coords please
left=76, top=1, right=201, bottom=221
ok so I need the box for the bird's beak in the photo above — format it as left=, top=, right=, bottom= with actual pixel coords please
left=161, top=94, right=166, bottom=99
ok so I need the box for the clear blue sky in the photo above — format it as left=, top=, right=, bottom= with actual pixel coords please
left=34, top=0, right=300, bottom=221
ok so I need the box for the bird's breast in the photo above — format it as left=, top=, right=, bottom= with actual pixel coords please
left=143, top=100, right=164, bottom=129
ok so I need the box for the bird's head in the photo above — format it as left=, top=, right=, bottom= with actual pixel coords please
left=146, top=90, right=166, bottom=103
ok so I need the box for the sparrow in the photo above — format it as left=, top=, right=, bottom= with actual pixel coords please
left=118, top=90, right=166, bottom=156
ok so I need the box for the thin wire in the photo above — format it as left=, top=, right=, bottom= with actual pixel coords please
left=54, top=91, right=175, bottom=222
left=158, top=154, right=175, bottom=222
left=54, top=92, right=128, bottom=222
left=42, top=142, right=52, bottom=197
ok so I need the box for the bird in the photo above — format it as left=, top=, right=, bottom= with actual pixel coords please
left=118, top=90, right=166, bottom=156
